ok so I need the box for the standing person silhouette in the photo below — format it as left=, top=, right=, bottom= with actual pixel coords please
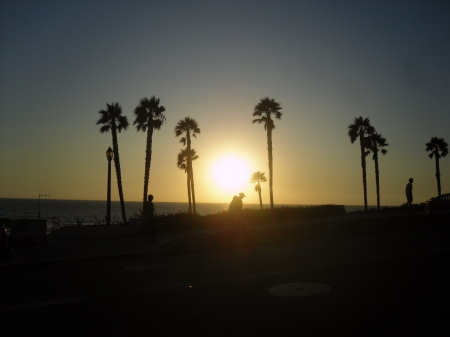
left=405, top=178, right=413, bottom=206
left=143, top=194, right=156, bottom=243
left=228, top=192, right=245, bottom=230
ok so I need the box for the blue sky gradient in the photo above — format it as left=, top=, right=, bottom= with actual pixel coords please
left=1, top=0, right=449, bottom=207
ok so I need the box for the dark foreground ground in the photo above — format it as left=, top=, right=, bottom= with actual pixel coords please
left=2, top=210, right=448, bottom=268
left=1, top=211, right=449, bottom=336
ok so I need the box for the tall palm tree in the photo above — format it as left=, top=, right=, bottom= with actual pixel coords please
left=252, top=97, right=282, bottom=209
left=133, top=96, right=166, bottom=209
left=174, top=117, right=201, bottom=213
left=251, top=171, right=267, bottom=210
left=367, top=132, right=388, bottom=210
left=348, top=116, right=374, bottom=211
left=426, top=137, right=448, bottom=196
left=177, top=148, right=198, bottom=212
left=97, top=102, right=129, bottom=224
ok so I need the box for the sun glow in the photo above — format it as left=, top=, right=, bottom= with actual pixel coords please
left=212, top=155, right=251, bottom=192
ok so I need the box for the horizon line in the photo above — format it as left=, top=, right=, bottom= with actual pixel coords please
left=0, top=197, right=386, bottom=207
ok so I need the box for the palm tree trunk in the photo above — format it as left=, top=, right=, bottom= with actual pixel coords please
left=186, top=133, right=196, bottom=214
left=186, top=173, right=192, bottom=213
left=257, top=183, right=263, bottom=210
left=112, top=129, right=127, bottom=224
left=267, top=129, right=274, bottom=209
left=186, top=158, right=193, bottom=214
left=190, top=163, right=196, bottom=214
left=435, top=156, right=441, bottom=196
left=142, top=129, right=153, bottom=209
left=374, top=155, right=380, bottom=209
left=360, top=136, right=368, bottom=211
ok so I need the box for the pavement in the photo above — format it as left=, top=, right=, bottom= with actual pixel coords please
left=1, top=209, right=449, bottom=337
left=1, top=210, right=448, bottom=269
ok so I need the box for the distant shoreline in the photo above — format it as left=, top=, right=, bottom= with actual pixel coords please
left=0, top=197, right=375, bottom=208
left=0, top=198, right=397, bottom=222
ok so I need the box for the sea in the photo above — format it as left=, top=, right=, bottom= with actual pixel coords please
left=0, top=198, right=365, bottom=226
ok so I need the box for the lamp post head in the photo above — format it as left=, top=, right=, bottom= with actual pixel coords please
left=106, top=147, right=114, bottom=160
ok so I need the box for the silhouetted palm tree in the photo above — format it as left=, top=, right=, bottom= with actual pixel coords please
left=426, top=137, right=448, bottom=196
left=367, top=132, right=388, bottom=209
left=177, top=148, right=198, bottom=212
left=97, top=102, right=129, bottom=224
left=348, top=116, right=374, bottom=211
left=252, top=97, right=282, bottom=209
left=177, top=149, right=190, bottom=211
left=133, top=96, right=166, bottom=209
left=174, top=117, right=200, bottom=213
left=251, top=171, right=267, bottom=210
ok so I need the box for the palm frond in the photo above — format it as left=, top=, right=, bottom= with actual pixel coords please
left=133, top=96, right=166, bottom=132
left=426, top=137, right=448, bottom=158
left=97, top=102, right=128, bottom=133
left=99, top=125, right=110, bottom=133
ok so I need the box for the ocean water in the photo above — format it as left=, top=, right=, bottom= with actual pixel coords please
left=0, top=198, right=364, bottom=225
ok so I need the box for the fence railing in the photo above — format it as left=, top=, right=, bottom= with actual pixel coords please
left=426, top=193, right=450, bottom=214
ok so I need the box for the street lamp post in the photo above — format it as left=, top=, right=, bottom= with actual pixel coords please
left=106, top=147, right=114, bottom=225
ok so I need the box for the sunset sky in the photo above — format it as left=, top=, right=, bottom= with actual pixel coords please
left=1, top=0, right=449, bottom=207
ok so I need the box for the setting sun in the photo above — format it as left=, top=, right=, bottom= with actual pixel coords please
left=212, top=155, right=251, bottom=192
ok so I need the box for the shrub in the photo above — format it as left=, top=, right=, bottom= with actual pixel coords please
left=157, top=205, right=345, bottom=232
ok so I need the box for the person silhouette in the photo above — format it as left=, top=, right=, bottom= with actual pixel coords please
left=143, top=194, right=156, bottom=243
left=405, top=178, right=413, bottom=206
left=228, top=192, right=245, bottom=230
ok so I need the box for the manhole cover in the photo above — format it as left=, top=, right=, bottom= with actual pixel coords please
left=124, top=264, right=167, bottom=272
left=268, top=282, right=331, bottom=297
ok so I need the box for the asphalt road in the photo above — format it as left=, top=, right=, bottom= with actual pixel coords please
left=1, top=225, right=450, bottom=337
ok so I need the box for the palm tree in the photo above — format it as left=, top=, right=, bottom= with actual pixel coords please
left=177, top=148, right=198, bottom=212
left=97, top=102, right=129, bottom=224
left=426, top=137, right=448, bottom=196
left=174, top=117, right=201, bottom=213
left=133, top=96, right=166, bottom=209
left=348, top=116, right=374, bottom=211
left=251, top=171, right=267, bottom=210
left=252, top=97, right=282, bottom=209
left=367, top=132, right=388, bottom=209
